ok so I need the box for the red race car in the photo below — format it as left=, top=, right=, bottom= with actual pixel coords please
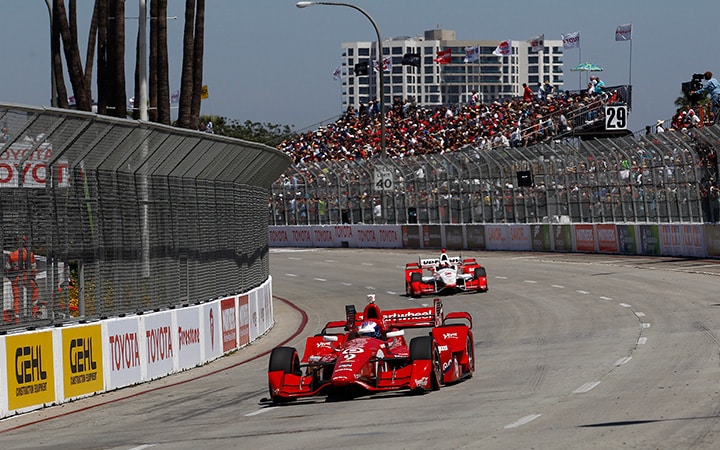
left=265, top=294, right=474, bottom=404
left=405, top=249, right=488, bottom=298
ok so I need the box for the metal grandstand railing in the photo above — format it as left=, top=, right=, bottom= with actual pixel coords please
left=270, top=123, right=720, bottom=227
left=0, top=104, right=290, bottom=332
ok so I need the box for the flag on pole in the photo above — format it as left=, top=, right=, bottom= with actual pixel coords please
left=615, top=23, right=632, bottom=41
left=433, top=49, right=452, bottom=64
left=354, top=61, right=369, bottom=76
left=528, top=34, right=544, bottom=52
left=401, top=52, right=421, bottom=67
left=464, top=45, right=479, bottom=63
left=332, top=65, right=341, bottom=80
left=561, top=31, right=580, bottom=49
left=492, top=40, right=512, bottom=56
left=372, top=56, right=392, bottom=73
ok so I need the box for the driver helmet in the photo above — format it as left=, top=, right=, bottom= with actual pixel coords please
left=358, top=320, right=380, bottom=338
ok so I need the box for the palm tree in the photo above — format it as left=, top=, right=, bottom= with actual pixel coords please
left=151, top=0, right=171, bottom=125
left=53, top=0, right=92, bottom=110
left=177, top=0, right=205, bottom=130
left=190, top=0, right=205, bottom=128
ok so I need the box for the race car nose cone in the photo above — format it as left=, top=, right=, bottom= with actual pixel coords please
left=331, top=374, right=352, bottom=386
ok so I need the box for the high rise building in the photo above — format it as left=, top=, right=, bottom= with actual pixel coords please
left=340, top=29, right=563, bottom=111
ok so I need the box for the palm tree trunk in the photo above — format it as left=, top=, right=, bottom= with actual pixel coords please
left=189, top=0, right=205, bottom=127
left=52, top=1, right=69, bottom=109
left=112, top=0, right=127, bottom=117
left=176, top=0, right=196, bottom=129
left=55, top=0, right=91, bottom=110
left=148, top=0, right=158, bottom=122
left=96, top=0, right=109, bottom=115
left=155, top=0, right=171, bottom=125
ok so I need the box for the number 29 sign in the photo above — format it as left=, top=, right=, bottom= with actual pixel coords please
left=604, top=105, right=628, bottom=130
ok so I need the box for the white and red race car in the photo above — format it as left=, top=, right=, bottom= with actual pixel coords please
left=405, top=249, right=488, bottom=298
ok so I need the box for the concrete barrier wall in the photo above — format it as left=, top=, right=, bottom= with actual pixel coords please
left=0, top=277, right=274, bottom=418
left=269, top=223, right=720, bottom=258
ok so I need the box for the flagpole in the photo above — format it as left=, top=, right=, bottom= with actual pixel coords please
left=629, top=38, right=633, bottom=86
left=578, top=48, right=582, bottom=91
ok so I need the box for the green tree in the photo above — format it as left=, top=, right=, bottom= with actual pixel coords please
left=199, top=115, right=297, bottom=146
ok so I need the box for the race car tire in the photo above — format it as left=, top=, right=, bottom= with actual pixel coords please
left=474, top=267, right=487, bottom=278
left=465, top=334, right=475, bottom=377
left=410, top=336, right=442, bottom=390
left=409, top=272, right=422, bottom=298
left=269, top=346, right=301, bottom=376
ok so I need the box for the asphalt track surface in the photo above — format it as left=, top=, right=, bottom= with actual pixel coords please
left=3, top=249, right=720, bottom=449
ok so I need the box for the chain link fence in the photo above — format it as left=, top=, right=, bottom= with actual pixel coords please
left=0, top=104, right=290, bottom=333
left=270, top=125, right=720, bottom=227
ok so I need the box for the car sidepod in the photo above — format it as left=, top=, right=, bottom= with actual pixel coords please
left=432, top=325, right=474, bottom=384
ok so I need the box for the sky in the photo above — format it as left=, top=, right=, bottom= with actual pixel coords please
left=0, top=0, right=716, bottom=134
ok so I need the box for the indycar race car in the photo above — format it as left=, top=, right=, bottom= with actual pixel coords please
left=405, top=249, right=488, bottom=298
left=265, top=294, right=474, bottom=404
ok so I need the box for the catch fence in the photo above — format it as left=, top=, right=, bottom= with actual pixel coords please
left=270, top=125, right=720, bottom=227
left=0, top=104, right=290, bottom=332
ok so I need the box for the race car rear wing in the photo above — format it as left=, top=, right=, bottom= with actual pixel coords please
left=322, top=298, right=448, bottom=333
left=418, top=256, right=461, bottom=268
left=381, top=297, right=444, bottom=329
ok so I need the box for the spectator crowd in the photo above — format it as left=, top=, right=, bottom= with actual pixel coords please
left=277, top=81, right=627, bottom=164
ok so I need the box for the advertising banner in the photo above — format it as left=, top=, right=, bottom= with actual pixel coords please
left=5, top=330, right=55, bottom=411
left=704, top=224, right=720, bottom=257
left=238, top=294, right=250, bottom=347
left=552, top=225, right=573, bottom=252
left=249, top=291, right=260, bottom=343
left=444, top=225, right=464, bottom=249
left=531, top=224, right=551, bottom=251
left=143, top=311, right=175, bottom=380
left=221, top=297, right=237, bottom=353
left=466, top=225, right=485, bottom=250
left=638, top=225, right=661, bottom=256
left=202, top=302, right=222, bottom=361
left=288, top=226, right=314, bottom=247
left=402, top=225, right=421, bottom=248
left=105, top=317, right=143, bottom=390
left=617, top=224, right=638, bottom=254
left=660, top=224, right=683, bottom=256
left=0, top=143, right=70, bottom=188
left=176, top=307, right=202, bottom=371
left=486, top=225, right=531, bottom=251
left=574, top=224, right=596, bottom=253
left=423, top=225, right=442, bottom=248
left=682, top=224, right=706, bottom=257
left=62, top=324, right=103, bottom=400
left=268, top=227, right=291, bottom=246
left=596, top=224, right=619, bottom=253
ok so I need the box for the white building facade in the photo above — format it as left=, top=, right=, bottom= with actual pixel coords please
left=340, top=29, right=564, bottom=112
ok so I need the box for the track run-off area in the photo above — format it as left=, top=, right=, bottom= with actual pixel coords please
left=2, top=249, right=720, bottom=449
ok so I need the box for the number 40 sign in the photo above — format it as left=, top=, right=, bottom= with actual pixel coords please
left=373, top=168, right=394, bottom=191
left=604, top=105, right=628, bottom=130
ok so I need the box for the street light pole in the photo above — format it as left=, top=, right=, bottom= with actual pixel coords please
left=296, top=1, right=386, bottom=159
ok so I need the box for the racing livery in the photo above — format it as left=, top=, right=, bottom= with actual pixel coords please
left=265, top=294, right=474, bottom=404
left=405, top=249, right=488, bottom=298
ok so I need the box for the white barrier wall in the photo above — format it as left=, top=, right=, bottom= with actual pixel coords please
left=269, top=225, right=404, bottom=248
left=269, top=223, right=717, bottom=258
left=0, top=277, right=274, bottom=418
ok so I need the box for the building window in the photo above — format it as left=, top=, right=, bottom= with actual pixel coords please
left=359, top=48, right=370, bottom=56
